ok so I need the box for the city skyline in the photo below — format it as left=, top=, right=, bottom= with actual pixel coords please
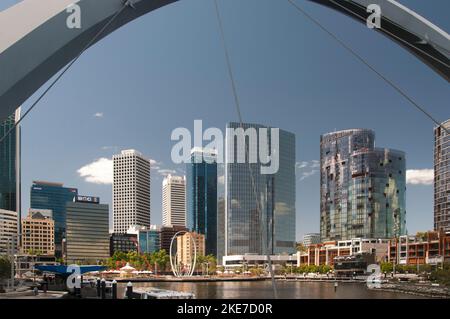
left=1, top=0, right=447, bottom=240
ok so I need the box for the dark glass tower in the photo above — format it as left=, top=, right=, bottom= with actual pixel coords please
left=187, top=148, right=218, bottom=256
left=320, top=129, right=406, bottom=241
left=434, top=119, right=450, bottom=233
left=225, top=122, right=296, bottom=256
left=0, top=108, right=21, bottom=213
left=30, top=181, right=78, bottom=257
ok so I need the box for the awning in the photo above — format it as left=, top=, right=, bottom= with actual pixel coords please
left=34, top=265, right=107, bottom=275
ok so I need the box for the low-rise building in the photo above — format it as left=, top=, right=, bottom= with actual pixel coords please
left=0, top=209, right=18, bottom=254
left=177, top=232, right=205, bottom=267
left=14, top=254, right=58, bottom=278
left=21, top=209, right=55, bottom=256
left=388, top=231, right=450, bottom=266
left=223, top=254, right=297, bottom=269
left=110, top=233, right=138, bottom=256
left=297, top=238, right=389, bottom=267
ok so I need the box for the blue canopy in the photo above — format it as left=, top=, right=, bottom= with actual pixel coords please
left=34, top=265, right=106, bottom=275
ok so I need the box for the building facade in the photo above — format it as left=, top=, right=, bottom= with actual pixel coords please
left=30, top=181, right=78, bottom=257
left=187, top=148, right=217, bottom=256
left=434, top=119, right=449, bottom=233
left=225, top=122, right=296, bottom=256
left=388, top=231, right=450, bottom=266
left=127, top=224, right=161, bottom=254
left=176, top=232, right=205, bottom=267
left=302, top=233, right=321, bottom=246
left=113, top=149, right=151, bottom=233
left=320, top=129, right=406, bottom=241
left=297, top=238, right=389, bottom=267
left=162, top=174, right=186, bottom=227
left=160, top=225, right=188, bottom=253
left=21, top=209, right=55, bottom=256
left=65, top=196, right=110, bottom=263
left=0, top=108, right=21, bottom=214
left=0, top=209, right=18, bottom=254
left=217, top=197, right=225, bottom=265
left=109, top=233, right=138, bottom=256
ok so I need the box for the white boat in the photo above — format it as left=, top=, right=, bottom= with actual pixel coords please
left=130, top=288, right=195, bottom=299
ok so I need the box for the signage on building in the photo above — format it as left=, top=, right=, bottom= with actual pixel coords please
left=75, top=195, right=100, bottom=204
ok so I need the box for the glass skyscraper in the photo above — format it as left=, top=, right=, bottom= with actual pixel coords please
left=186, top=148, right=218, bottom=256
left=225, top=122, right=296, bottom=256
left=30, top=181, right=78, bottom=257
left=0, top=108, right=21, bottom=213
left=434, top=119, right=449, bottom=233
left=320, top=129, right=406, bottom=241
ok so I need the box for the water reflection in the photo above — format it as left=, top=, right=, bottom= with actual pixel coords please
left=118, top=281, right=426, bottom=299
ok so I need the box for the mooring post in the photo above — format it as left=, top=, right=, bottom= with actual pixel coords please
left=112, top=280, right=117, bottom=299
left=126, top=281, right=133, bottom=299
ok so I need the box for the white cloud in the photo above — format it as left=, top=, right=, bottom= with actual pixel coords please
left=406, top=169, right=434, bottom=185
left=157, top=169, right=177, bottom=176
left=149, top=159, right=161, bottom=170
left=93, top=112, right=104, bottom=118
left=77, top=158, right=113, bottom=184
left=296, top=160, right=320, bottom=181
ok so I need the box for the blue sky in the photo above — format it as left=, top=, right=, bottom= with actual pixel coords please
left=2, top=0, right=449, bottom=240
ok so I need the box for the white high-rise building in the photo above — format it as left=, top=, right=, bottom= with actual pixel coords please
left=113, top=149, right=151, bottom=233
left=162, top=175, right=186, bottom=227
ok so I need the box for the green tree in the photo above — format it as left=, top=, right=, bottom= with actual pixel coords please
left=0, top=256, right=11, bottom=279
left=381, top=262, right=394, bottom=273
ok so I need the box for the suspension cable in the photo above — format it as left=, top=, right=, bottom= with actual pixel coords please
left=287, top=0, right=449, bottom=134
left=213, top=0, right=279, bottom=298
left=0, top=1, right=134, bottom=144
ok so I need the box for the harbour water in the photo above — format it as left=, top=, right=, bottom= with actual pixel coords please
left=117, top=280, right=427, bottom=299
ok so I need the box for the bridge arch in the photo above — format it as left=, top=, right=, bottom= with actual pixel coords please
left=0, top=0, right=448, bottom=121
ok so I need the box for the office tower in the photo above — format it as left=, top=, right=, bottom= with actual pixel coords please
left=0, top=108, right=21, bottom=215
left=434, top=119, right=450, bottom=233
left=127, top=224, right=161, bottom=254
left=320, top=129, right=406, bottom=242
left=21, top=209, right=55, bottom=256
left=176, top=232, right=205, bottom=267
left=30, top=181, right=78, bottom=257
left=302, top=233, right=321, bottom=246
left=65, top=195, right=110, bottom=263
left=217, top=197, right=225, bottom=265
left=162, top=175, right=186, bottom=227
left=159, top=225, right=188, bottom=253
left=225, top=122, right=296, bottom=256
left=0, top=209, right=18, bottom=254
left=113, top=149, right=151, bottom=233
left=187, top=148, right=217, bottom=256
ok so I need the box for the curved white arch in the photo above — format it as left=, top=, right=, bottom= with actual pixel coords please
left=169, top=230, right=197, bottom=277
left=0, top=0, right=178, bottom=121
left=0, top=0, right=448, bottom=122
left=309, top=0, right=450, bottom=81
